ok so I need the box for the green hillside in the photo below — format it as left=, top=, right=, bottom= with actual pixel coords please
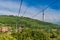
left=0, top=15, right=60, bottom=29
left=0, top=15, right=60, bottom=40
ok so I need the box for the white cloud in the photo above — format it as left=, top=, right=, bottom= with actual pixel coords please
left=0, top=10, right=17, bottom=16
left=44, top=8, right=60, bottom=22
left=0, top=1, right=19, bottom=9
left=32, top=8, right=60, bottom=23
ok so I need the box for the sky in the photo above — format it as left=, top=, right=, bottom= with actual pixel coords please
left=0, top=0, right=60, bottom=25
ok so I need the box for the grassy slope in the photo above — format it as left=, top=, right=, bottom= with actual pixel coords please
left=0, top=15, right=60, bottom=40
left=0, top=15, right=60, bottom=29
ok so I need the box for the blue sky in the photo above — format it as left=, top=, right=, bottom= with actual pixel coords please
left=23, top=0, right=60, bottom=10
left=0, top=0, right=60, bottom=24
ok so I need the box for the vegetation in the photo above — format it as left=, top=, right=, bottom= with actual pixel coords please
left=0, top=33, right=17, bottom=40
left=0, top=28, right=60, bottom=40
left=0, top=15, right=60, bottom=29
left=0, top=15, right=60, bottom=40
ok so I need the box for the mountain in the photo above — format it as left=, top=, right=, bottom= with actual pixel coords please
left=0, top=15, right=60, bottom=29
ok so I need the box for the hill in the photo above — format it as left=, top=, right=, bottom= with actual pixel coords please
left=0, top=15, right=60, bottom=29
left=0, top=15, right=60, bottom=40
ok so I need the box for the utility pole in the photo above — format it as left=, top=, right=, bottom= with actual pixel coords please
left=42, top=10, right=44, bottom=21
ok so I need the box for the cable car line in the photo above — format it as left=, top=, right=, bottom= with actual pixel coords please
left=22, top=0, right=32, bottom=16
left=31, top=0, right=57, bottom=18
left=18, top=0, right=23, bottom=16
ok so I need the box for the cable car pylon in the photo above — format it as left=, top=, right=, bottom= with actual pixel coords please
left=16, top=0, right=23, bottom=32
